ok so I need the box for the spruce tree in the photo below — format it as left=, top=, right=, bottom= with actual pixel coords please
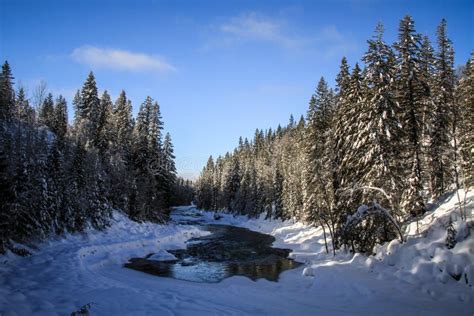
left=457, top=54, right=474, bottom=188
left=271, top=164, right=284, bottom=219
left=72, top=89, right=82, bottom=126
left=53, top=95, right=68, bottom=142
left=303, top=77, right=337, bottom=251
left=79, top=72, right=100, bottom=144
left=39, top=93, right=55, bottom=130
left=359, top=23, right=403, bottom=212
left=162, top=132, right=177, bottom=205
left=394, top=15, right=426, bottom=217
left=95, top=90, right=113, bottom=155
left=334, top=63, right=365, bottom=218
left=429, top=19, right=455, bottom=198
left=196, top=156, right=215, bottom=210
left=332, top=57, right=351, bottom=213
left=15, top=87, right=35, bottom=125
left=114, top=90, right=133, bottom=154
left=0, top=61, right=15, bottom=122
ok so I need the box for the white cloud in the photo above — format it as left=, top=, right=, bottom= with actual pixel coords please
left=217, top=12, right=307, bottom=48
left=205, top=12, right=358, bottom=57
left=71, top=46, right=176, bottom=73
left=315, top=25, right=359, bottom=58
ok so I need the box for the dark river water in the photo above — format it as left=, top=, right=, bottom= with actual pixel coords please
left=124, top=208, right=302, bottom=283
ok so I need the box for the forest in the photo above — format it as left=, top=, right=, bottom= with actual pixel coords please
left=0, top=68, right=194, bottom=254
left=195, top=16, right=473, bottom=254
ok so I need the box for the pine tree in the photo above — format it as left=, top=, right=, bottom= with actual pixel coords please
left=303, top=77, right=337, bottom=252
left=95, top=90, right=113, bottom=155
left=418, top=35, right=436, bottom=196
left=162, top=132, right=177, bottom=205
left=334, top=63, right=365, bottom=217
left=72, top=89, right=82, bottom=126
left=53, top=95, right=68, bottom=142
left=332, top=57, right=351, bottom=213
left=114, top=90, right=133, bottom=154
left=271, top=164, right=284, bottom=219
left=224, top=155, right=240, bottom=211
left=0, top=61, right=15, bottom=122
left=359, top=23, right=403, bottom=212
left=196, top=156, right=215, bottom=210
left=39, top=93, right=55, bottom=130
left=69, top=141, right=87, bottom=231
left=429, top=19, right=456, bottom=198
left=15, top=87, right=35, bottom=125
left=0, top=128, right=14, bottom=252
left=394, top=15, right=426, bottom=217
left=457, top=54, right=474, bottom=188
left=148, top=100, right=164, bottom=155
left=79, top=72, right=100, bottom=144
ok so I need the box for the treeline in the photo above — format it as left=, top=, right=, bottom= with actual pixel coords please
left=195, top=16, right=473, bottom=253
left=0, top=66, right=193, bottom=253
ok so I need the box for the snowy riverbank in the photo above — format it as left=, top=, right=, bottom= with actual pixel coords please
left=0, top=190, right=473, bottom=315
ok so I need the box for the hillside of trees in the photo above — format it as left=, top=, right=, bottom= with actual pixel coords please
left=0, top=67, right=194, bottom=254
left=195, top=16, right=473, bottom=254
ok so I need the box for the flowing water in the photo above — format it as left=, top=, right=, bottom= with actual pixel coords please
left=124, top=208, right=302, bottom=283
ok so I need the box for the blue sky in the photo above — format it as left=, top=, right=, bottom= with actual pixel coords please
left=1, top=0, right=472, bottom=179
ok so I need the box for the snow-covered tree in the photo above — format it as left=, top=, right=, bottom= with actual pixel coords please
left=0, top=61, right=15, bottom=122
left=38, top=93, right=55, bottom=130
left=358, top=23, right=403, bottom=212
left=394, top=15, right=426, bottom=217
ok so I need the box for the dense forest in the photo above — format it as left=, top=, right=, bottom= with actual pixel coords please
left=195, top=16, right=473, bottom=253
left=0, top=68, right=194, bottom=254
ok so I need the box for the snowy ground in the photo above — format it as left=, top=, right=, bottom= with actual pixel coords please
left=0, top=191, right=473, bottom=315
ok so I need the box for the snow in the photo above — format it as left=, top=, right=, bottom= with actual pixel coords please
left=148, top=249, right=178, bottom=261
left=1, top=193, right=473, bottom=315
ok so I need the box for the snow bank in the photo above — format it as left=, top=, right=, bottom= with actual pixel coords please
left=370, top=190, right=474, bottom=297
left=0, top=211, right=208, bottom=315
left=193, top=190, right=474, bottom=312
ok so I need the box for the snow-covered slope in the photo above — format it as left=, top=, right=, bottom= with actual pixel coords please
left=0, top=192, right=472, bottom=315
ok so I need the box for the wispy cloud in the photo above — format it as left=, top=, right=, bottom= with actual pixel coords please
left=204, top=12, right=309, bottom=49
left=315, top=25, right=359, bottom=59
left=71, top=46, right=176, bottom=73
left=204, top=12, right=358, bottom=57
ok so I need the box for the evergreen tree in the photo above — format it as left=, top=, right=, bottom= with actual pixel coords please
left=332, top=57, right=351, bottom=214
left=53, top=95, right=68, bottom=142
left=0, top=62, right=182, bottom=250
left=196, top=156, right=215, bottom=210
left=359, top=23, right=403, bottom=211
left=39, top=93, right=55, bottom=130
left=162, top=132, right=177, bottom=205
left=303, top=77, right=337, bottom=251
left=429, top=19, right=455, bottom=197
left=224, top=155, right=241, bottom=211
left=0, top=61, right=15, bottom=122
left=394, top=15, right=426, bottom=217
left=15, top=87, right=35, bottom=125
left=114, top=90, right=133, bottom=154
left=334, top=63, right=365, bottom=223
left=96, top=90, right=113, bottom=155
left=457, top=54, right=474, bottom=188
left=79, top=72, right=100, bottom=144
left=271, top=164, right=284, bottom=219
left=72, top=89, right=82, bottom=126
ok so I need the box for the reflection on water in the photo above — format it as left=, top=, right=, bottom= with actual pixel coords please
left=124, top=208, right=302, bottom=283
left=125, top=254, right=302, bottom=283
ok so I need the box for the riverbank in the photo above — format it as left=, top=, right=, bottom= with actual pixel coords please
left=0, top=190, right=472, bottom=315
